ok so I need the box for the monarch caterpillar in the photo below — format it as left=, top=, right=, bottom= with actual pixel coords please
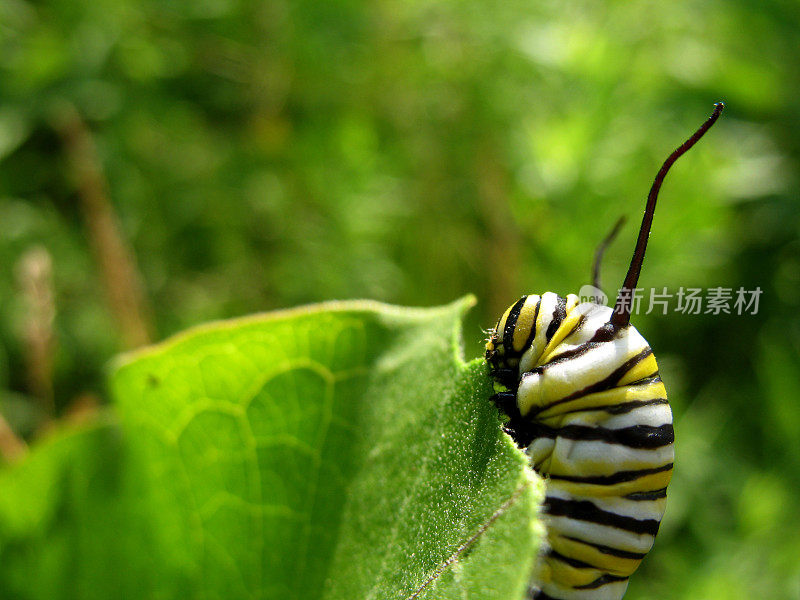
left=485, top=103, right=724, bottom=600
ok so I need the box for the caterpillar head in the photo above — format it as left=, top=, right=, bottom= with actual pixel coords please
left=486, top=102, right=724, bottom=438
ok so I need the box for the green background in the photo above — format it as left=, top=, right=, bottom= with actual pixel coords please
left=1, top=0, right=799, bottom=597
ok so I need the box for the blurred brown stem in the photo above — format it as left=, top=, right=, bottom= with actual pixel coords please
left=16, top=246, right=56, bottom=418
left=53, top=103, right=153, bottom=349
left=63, top=393, right=100, bottom=426
left=0, top=413, right=27, bottom=463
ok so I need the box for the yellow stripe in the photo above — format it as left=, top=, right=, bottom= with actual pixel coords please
left=494, top=305, right=514, bottom=347
left=546, top=555, right=606, bottom=587
left=536, top=381, right=666, bottom=421
left=512, top=295, right=541, bottom=353
left=618, top=353, right=659, bottom=386
left=549, top=535, right=640, bottom=576
left=539, top=295, right=582, bottom=362
left=548, top=469, right=673, bottom=499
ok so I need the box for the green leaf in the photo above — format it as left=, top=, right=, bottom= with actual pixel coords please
left=0, top=298, right=544, bottom=599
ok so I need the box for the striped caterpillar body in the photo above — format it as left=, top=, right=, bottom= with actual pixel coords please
left=486, top=294, right=671, bottom=600
left=485, top=103, right=723, bottom=600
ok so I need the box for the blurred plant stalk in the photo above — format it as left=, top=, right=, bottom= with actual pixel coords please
left=52, top=103, right=153, bottom=349
left=16, top=246, right=56, bottom=418
left=0, top=413, right=27, bottom=463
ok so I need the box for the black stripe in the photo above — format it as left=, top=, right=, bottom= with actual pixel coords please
left=548, top=549, right=596, bottom=570
left=522, top=297, right=542, bottom=352
left=530, top=347, right=654, bottom=417
left=625, top=488, right=668, bottom=501
left=540, top=340, right=597, bottom=366
left=530, top=422, right=674, bottom=449
left=545, top=295, right=568, bottom=341
left=539, top=308, right=635, bottom=367
left=531, top=591, right=558, bottom=600
left=604, top=398, right=670, bottom=416
left=568, top=345, right=653, bottom=396
left=575, top=574, right=629, bottom=590
left=488, top=367, right=517, bottom=380
left=512, top=415, right=672, bottom=453
left=589, top=322, right=618, bottom=343
left=563, top=398, right=669, bottom=416
left=503, top=296, right=528, bottom=357
left=562, top=536, right=647, bottom=560
left=548, top=463, right=673, bottom=486
left=565, top=312, right=587, bottom=340
left=530, top=310, right=590, bottom=370
left=545, top=496, right=661, bottom=536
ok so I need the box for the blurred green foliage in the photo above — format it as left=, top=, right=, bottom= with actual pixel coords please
left=1, top=0, right=799, bottom=597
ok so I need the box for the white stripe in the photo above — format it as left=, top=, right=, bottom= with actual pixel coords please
left=539, top=577, right=629, bottom=600
left=565, top=403, right=672, bottom=430
left=547, top=515, right=657, bottom=554
left=548, top=439, right=674, bottom=476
